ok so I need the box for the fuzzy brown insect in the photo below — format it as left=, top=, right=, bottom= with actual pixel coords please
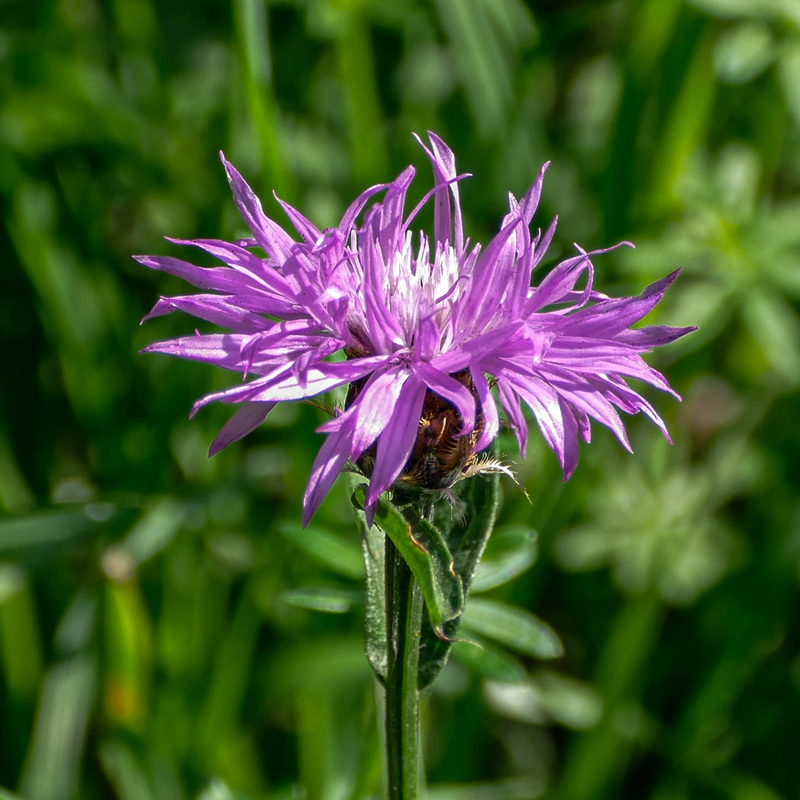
left=346, top=367, right=485, bottom=491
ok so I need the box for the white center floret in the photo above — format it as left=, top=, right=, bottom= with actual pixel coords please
left=384, top=232, right=464, bottom=337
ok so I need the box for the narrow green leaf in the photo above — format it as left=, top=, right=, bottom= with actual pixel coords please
left=98, top=739, right=157, bottom=800
left=281, top=587, right=360, bottom=614
left=0, top=506, right=112, bottom=552
left=531, top=670, right=603, bottom=731
left=0, top=564, right=43, bottom=699
left=103, top=578, right=153, bottom=732
left=196, top=588, right=261, bottom=751
left=280, top=522, right=365, bottom=579
left=713, top=22, right=776, bottom=84
left=54, top=589, right=97, bottom=656
left=471, top=526, right=537, bottom=593
left=483, top=671, right=604, bottom=732
left=426, top=775, right=546, bottom=800
left=461, top=598, right=563, bottom=660
left=20, top=655, right=96, bottom=800
left=233, top=0, right=293, bottom=199
left=482, top=680, right=547, bottom=725
left=0, top=424, right=35, bottom=512
left=101, top=498, right=184, bottom=580
left=268, top=635, right=372, bottom=692
left=332, top=7, right=390, bottom=186
left=197, top=778, right=237, bottom=800
left=451, top=637, right=527, bottom=684
left=197, top=778, right=257, bottom=800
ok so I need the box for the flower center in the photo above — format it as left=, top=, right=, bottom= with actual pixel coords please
left=386, top=234, right=465, bottom=337
left=343, top=233, right=465, bottom=354
left=346, top=368, right=485, bottom=492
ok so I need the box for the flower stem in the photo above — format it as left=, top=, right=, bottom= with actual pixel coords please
left=384, top=535, right=423, bottom=800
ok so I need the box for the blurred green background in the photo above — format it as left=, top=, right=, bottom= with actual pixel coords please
left=3, top=0, right=800, bottom=798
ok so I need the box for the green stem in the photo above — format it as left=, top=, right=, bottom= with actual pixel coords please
left=384, top=536, right=423, bottom=800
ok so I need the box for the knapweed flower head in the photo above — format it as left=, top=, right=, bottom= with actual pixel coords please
left=138, top=133, right=695, bottom=525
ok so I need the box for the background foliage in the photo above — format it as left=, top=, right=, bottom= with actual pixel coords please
left=2, top=0, right=800, bottom=797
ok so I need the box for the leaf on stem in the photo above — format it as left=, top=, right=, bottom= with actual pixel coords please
left=350, top=479, right=387, bottom=681
left=471, top=525, right=538, bottom=593
left=450, top=636, right=528, bottom=684
left=418, top=474, right=502, bottom=688
left=359, top=488, right=465, bottom=638
left=461, top=597, right=563, bottom=660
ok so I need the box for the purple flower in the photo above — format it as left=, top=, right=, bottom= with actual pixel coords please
left=138, top=133, right=695, bottom=525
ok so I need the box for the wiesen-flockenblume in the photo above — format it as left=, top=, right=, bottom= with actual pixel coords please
left=138, top=133, right=695, bottom=524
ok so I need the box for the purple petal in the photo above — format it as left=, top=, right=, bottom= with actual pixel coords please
left=574, top=405, right=592, bottom=443
left=275, top=195, right=322, bottom=244
left=378, top=166, right=415, bottom=255
left=413, top=132, right=466, bottom=256
left=142, top=334, right=249, bottom=371
left=555, top=270, right=683, bottom=338
left=415, top=316, right=439, bottom=361
left=165, top=238, right=296, bottom=298
left=550, top=288, right=610, bottom=307
left=519, top=162, right=550, bottom=226
left=348, top=367, right=411, bottom=457
left=215, top=292, right=303, bottom=318
left=416, top=362, right=475, bottom=435
left=559, top=355, right=678, bottom=396
left=238, top=357, right=389, bottom=403
left=143, top=294, right=268, bottom=333
left=134, top=255, right=265, bottom=295
left=339, top=182, right=392, bottom=240
left=527, top=242, right=633, bottom=314
left=615, top=325, right=697, bottom=348
left=525, top=252, right=592, bottom=314
left=497, top=378, right=528, bottom=458
left=545, top=337, right=638, bottom=361
left=432, top=321, right=523, bottom=373
left=309, top=383, right=424, bottom=515
left=209, top=402, right=275, bottom=456
left=531, top=216, right=558, bottom=270
left=540, top=369, right=633, bottom=452
left=365, top=375, right=427, bottom=510
left=303, top=423, right=355, bottom=526
left=403, top=174, right=470, bottom=237
left=558, top=397, right=581, bottom=479
left=505, top=372, right=566, bottom=465
left=467, top=218, right=524, bottom=326
left=595, top=373, right=672, bottom=440
left=508, top=245, right=534, bottom=320
left=471, top=367, right=499, bottom=451
left=193, top=355, right=389, bottom=411
left=361, top=234, right=405, bottom=350
left=220, top=153, right=294, bottom=262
